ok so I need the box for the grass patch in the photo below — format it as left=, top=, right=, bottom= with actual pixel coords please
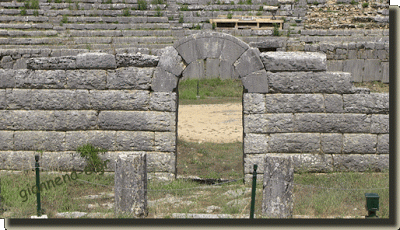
left=353, top=81, right=389, bottom=93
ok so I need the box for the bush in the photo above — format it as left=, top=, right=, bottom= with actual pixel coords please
left=180, top=4, right=189, bottom=11
left=61, top=14, right=68, bottom=24
left=246, top=0, right=252, bottom=4
left=350, top=0, right=357, bottom=5
left=227, top=13, right=232, bottom=19
left=313, top=1, right=319, bottom=5
left=123, top=8, right=130, bottom=16
left=273, top=23, right=280, bottom=36
left=179, top=14, right=184, bottom=23
left=76, top=143, right=109, bottom=173
left=33, top=10, right=39, bottom=16
left=138, top=0, right=147, bottom=10
left=20, top=8, right=27, bottom=16
left=362, top=2, right=369, bottom=7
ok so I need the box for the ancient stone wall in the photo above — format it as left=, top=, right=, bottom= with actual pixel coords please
left=0, top=32, right=389, bottom=182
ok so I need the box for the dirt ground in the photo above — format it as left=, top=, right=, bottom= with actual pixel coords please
left=177, top=103, right=242, bottom=143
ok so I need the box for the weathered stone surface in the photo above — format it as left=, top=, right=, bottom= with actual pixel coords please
left=234, top=48, right=264, bottom=78
left=152, top=67, right=179, bottom=92
left=219, top=60, right=237, bottom=80
left=64, top=131, right=117, bottom=151
left=175, top=40, right=200, bottom=65
left=155, top=132, right=176, bottom=152
left=332, top=154, right=389, bottom=172
left=205, top=58, right=220, bottom=78
left=147, top=152, right=175, bottom=172
left=0, top=89, right=5, bottom=109
left=321, top=134, right=342, bottom=154
left=116, top=131, right=154, bottom=151
left=269, top=133, right=320, bottom=153
left=267, top=72, right=354, bottom=94
left=343, top=93, right=389, bottom=114
left=98, top=111, right=175, bottom=132
left=294, top=114, right=371, bottom=133
left=6, top=89, right=90, bottom=110
left=382, top=62, right=389, bottom=83
left=90, top=90, right=149, bottom=111
left=27, top=56, right=77, bottom=70
left=116, top=53, right=159, bottom=68
left=1, top=110, right=97, bottom=131
left=182, top=59, right=204, bottom=80
left=0, top=69, right=16, bottom=88
left=363, top=59, right=382, bottom=82
left=343, top=59, right=364, bottom=82
left=377, top=134, right=389, bottom=154
left=196, top=37, right=224, bottom=60
left=220, top=39, right=247, bottom=65
left=14, top=131, right=65, bottom=151
left=115, top=153, right=148, bottom=217
left=16, top=70, right=66, bottom=89
left=262, top=155, right=294, bottom=218
left=327, top=60, right=343, bottom=72
left=0, top=131, right=13, bottom=150
left=242, top=69, right=269, bottom=93
left=371, top=114, right=389, bottom=134
left=265, top=94, right=324, bottom=113
left=244, top=133, right=268, bottom=154
left=261, top=52, right=326, bottom=72
left=249, top=39, right=286, bottom=49
left=108, top=67, right=153, bottom=90
left=66, top=70, right=107, bottom=90
left=343, top=134, right=377, bottom=154
left=324, top=94, right=344, bottom=113
left=150, top=92, right=177, bottom=112
left=157, top=46, right=185, bottom=76
left=76, top=53, right=116, bottom=69
left=243, top=93, right=266, bottom=114
left=244, top=114, right=294, bottom=133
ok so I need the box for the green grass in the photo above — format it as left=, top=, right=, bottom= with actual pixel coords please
left=353, top=81, right=389, bottom=93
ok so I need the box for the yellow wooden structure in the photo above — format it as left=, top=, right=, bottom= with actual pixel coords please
left=210, top=16, right=284, bottom=30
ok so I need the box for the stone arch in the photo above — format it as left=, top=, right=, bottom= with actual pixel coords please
left=152, top=32, right=268, bottom=93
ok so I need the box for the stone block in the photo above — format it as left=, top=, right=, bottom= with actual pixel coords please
left=116, top=131, right=154, bottom=151
left=149, top=92, right=177, bottom=112
left=363, top=59, right=382, bottom=82
left=27, top=56, right=77, bottom=70
left=294, top=114, right=371, bottom=133
left=98, top=111, right=175, bottom=132
left=76, top=53, right=116, bottom=69
left=220, top=39, right=247, bottom=65
left=244, top=133, right=268, bottom=154
left=114, top=153, right=148, bottom=217
left=243, top=93, right=266, bottom=114
left=343, top=59, right=364, bottom=82
left=14, top=131, right=65, bottom=151
left=265, top=94, right=324, bottom=113
left=116, top=53, right=159, bottom=68
left=4, top=110, right=98, bottom=131
left=348, top=50, right=357, bottom=59
left=64, top=131, right=117, bottom=151
left=0, top=131, right=13, bottom=150
left=6, top=89, right=90, bottom=110
left=343, top=134, right=377, bottom=154
left=261, top=52, right=326, bottom=72
left=157, top=46, right=185, bottom=76
left=147, top=152, right=175, bottom=173
left=371, top=114, right=389, bottom=134
left=182, top=59, right=205, bottom=79
left=262, top=155, right=294, bottom=218
left=242, top=69, right=269, bottom=93
left=321, top=134, right=342, bottom=154
left=324, top=94, right=344, bottom=113
left=381, top=62, right=389, bottom=83
left=66, top=70, right=107, bottom=90
left=0, top=69, right=16, bottom=88
left=343, top=93, right=389, bottom=114
left=16, top=70, right=67, bottom=89
left=175, top=40, right=200, bottom=65
left=219, top=60, right=235, bottom=80
left=244, top=114, right=294, bottom=134
left=377, top=134, right=389, bottom=154
left=205, top=58, right=220, bottom=78
left=234, top=48, right=264, bottom=78
left=108, top=67, right=153, bottom=90
left=154, top=132, right=176, bottom=152
left=267, top=72, right=354, bottom=94
left=90, top=90, right=149, bottom=111
left=196, top=37, right=224, bottom=60
left=0, top=89, right=5, bottom=109
left=269, top=133, right=320, bottom=153
left=327, top=60, right=343, bottom=72
left=332, top=154, right=388, bottom=172
left=152, top=67, right=179, bottom=92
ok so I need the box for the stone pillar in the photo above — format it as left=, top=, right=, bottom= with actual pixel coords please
left=262, top=155, right=294, bottom=218
left=115, top=153, right=148, bottom=217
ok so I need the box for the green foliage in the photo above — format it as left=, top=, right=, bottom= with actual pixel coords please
left=246, top=0, right=252, bottom=4
left=273, top=23, right=280, bottom=36
left=75, top=1, right=79, bottom=9
left=155, top=6, right=163, bottom=16
left=258, top=6, right=263, bottom=11
left=362, top=2, right=369, bottom=7
left=76, top=143, right=109, bottom=173
left=138, top=0, right=147, bottom=10
left=54, top=0, right=62, bottom=3
left=350, top=0, right=357, bottom=5
left=106, top=0, right=112, bottom=3
left=256, top=11, right=262, bottom=16
left=227, top=13, right=232, bottom=19
left=179, top=14, right=184, bottom=23
left=20, top=8, right=27, bottom=16
left=180, top=4, right=189, bottom=11
left=61, top=14, right=68, bottom=24
left=33, top=10, right=39, bottom=16
left=313, top=1, right=319, bottom=5
left=151, top=0, right=164, bottom=4
left=123, top=8, right=130, bottom=16
left=212, top=22, right=216, bottom=29
left=168, top=16, right=174, bottom=20
left=238, top=0, right=244, bottom=4
left=24, top=0, right=40, bottom=9
left=230, top=1, right=234, bottom=4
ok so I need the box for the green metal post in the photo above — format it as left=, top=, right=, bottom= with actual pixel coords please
left=35, top=155, right=41, bottom=217
left=197, top=80, right=199, bottom=96
left=250, top=164, right=257, bottom=219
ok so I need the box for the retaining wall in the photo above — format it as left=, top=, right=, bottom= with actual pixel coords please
left=0, top=32, right=389, bottom=182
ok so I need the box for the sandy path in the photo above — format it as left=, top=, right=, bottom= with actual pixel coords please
left=177, top=103, right=242, bottom=143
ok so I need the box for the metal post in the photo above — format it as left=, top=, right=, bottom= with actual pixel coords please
left=250, top=164, right=258, bottom=219
left=197, top=79, right=199, bottom=97
left=35, top=155, right=41, bottom=217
